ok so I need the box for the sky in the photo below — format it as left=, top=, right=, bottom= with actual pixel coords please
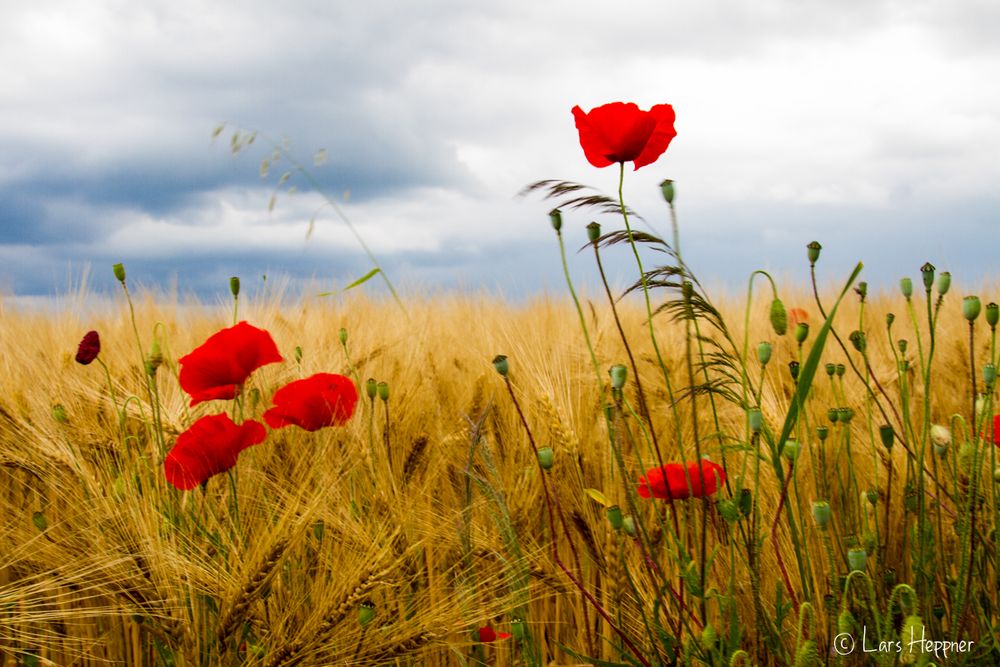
left=2, top=0, right=999, bottom=304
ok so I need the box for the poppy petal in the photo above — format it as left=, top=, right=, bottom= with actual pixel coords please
left=178, top=322, right=283, bottom=407
left=164, top=414, right=266, bottom=490
left=573, top=102, right=676, bottom=170
left=263, top=373, right=359, bottom=432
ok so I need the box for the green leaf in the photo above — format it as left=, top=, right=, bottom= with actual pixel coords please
left=31, top=511, right=47, bottom=532
left=584, top=488, right=611, bottom=507
left=318, top=268, right=381, bottom=297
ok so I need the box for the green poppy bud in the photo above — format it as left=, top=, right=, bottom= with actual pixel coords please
left=717, top=499, right=741, bottom=523
left=789, top=361, right=800, bottom=381
left=987, top=302, right=999, bottom=328
left=781, top=440, right=800, bottom=461
left=825, top=363, right=836, bottom=377
left=51, top=403, right=68, bottom=424
left=838, top=407, right=854, bottom=423
left=898, top=339, right=908, bottom=355
left=377, top=381, right=389, bottom=402
left=492, top=354, right=509, bottom=377
left=230, top=276, right=240, bottom=298
left=920, top=262, right=935, bottom=291
left=358, top=600, right=376, bottom=627
left=606, top=505, right=623, bottom=530
left=739, top=488, right=753, bottom=518
left=769, top=299, right=788, bottom=335
left=338, top=327, right=348, bottom=345
left=937, top=271, right=951, bottom=296
left=757, top=342, right=772, bottom=366
left=932, top=605, right=945, bottom=621
left=748, top=407, right=763, bottom=434
left=866, top=489, right=878, bottom=506
left=794, top=322, right=809, bottom=344
left=886, top=312, right=895, bottom=328
left=608, top=364, right=627, bottom=390
left=828, top=408, right=839, bottom=423
left=811, top=501, right=832, bottom=528
left=963, top=295, right=981, bottom=321
left=806, top=241, right=822, bottom=265
left=586, top=221, right=601, bottom=243
left=849, top=330, right=866, bottom=354
left=548, top=208, right=563, bottom=232
left=855, top=281, right=868, bottom=300
left=660, top=179, right=675, bottom=205
left=511, top=617, right=527, bottom=641
left=900, top=277, right=913, bottom=299
left=817, top=425, right=829, bottom=442
left=113, top=262, right=126, bottom=283
left=930, top=424, right=950, bottom=455
left=879, top=424, right=894, bottom=450
left=365, top=378, right=378, bottom=399
left=621, top=515, right=637, bottom=537
left=536, top=447, right=554, bottom=470
left=835, top=363, right=846, bottom=378
left=984, top=363, right=996, bottom=388
left=847, top=547, right=867, bottom=572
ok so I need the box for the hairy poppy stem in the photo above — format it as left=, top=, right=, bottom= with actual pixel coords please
left=770, top=461, right=800, bottom=613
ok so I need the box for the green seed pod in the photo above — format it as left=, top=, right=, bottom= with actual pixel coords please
left=365, top=377, right=377, bottom=399
left=806, top=241, right=822, bottom=265
left=920, top=262, right=935, bottom=291
left=900, top=277, right=913, bottom=299
left=536, top=447, right=555, bottom=470
left=782, top=440, right=800, bottom=461
left=794, top=322, right=809, bottom=344
left=748, top=407, right=763, bottom=434
left=898, top=339, right=908, bottom=355
left=838, top=407, right=854, bottom=423
left=769, top=298, right=788, bottom=335
left=621, top=515, right=637, bottom=537
left=863, top=532, right=877, bottom=554
left=886, top=312, right=895, bottom=328
left=795, top=640, right=819, bottom=667
left=987, top=302, right=999, bottom=328
left=828, top=408, right=839, bottom=423
left=984, top=363, right=996, bottom=388
left=51, top=403, right=68, bottom=424
left=586, top=221, right=601, bottom=243
left=608, top=364, right=627, bottom=390
left=849, top=330, right=866, bottom=354
left=660, top=179, right=675, bottom=205
left=757, top=342, right=772, bottom=366
left=825, top=363, right=836, bottom=377
left=230, top=276, right=240, bottom=298
left=855, top=281, right=868, bottom=300
left=511, top=617, right=527, bottom=641
left=548, top=208, right=562, bottom=232
left=847, top=547, right=867, bottom=572
left=113, top=262, right=126, bottom=283
left=338, top=327, right=348, bottom=345
left=880, top=424, right=894, bottom=450
left=358, top=600, right=376, bottom=627
left=739, top=488, right=753, bottom=518
left=606, top=505, right=623, bottom=530
left=492, top=354, right=509, bottom=377
left=811, top=501, right=832, bottom=528
left=936, top=271, right=952, bottom=296
left=789, top=361, right=800, bottom=381
left=866, top=489, right=879, bottom=506
left=816, top=425, right=829, bottom=442
left=963, top=295, right=982, bottom=321
left=835, top=363, right=846, bottom=378
left=717, top=499, right=741, bottom=523
left=377, top=381, right=389, bottom=402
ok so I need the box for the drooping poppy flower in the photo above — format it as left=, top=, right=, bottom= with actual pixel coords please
left=178, top=322, right=283, bottom=407
left=571, top=102, right=677, bottom=171
left=477, top=626, right=511, bottom=643
left=637, top=459, right=726, bottom=500
left=263, top=373, right=358, bottom=431
left=75, top=330, right=101, bottom=365
left=164, top=413, right=266, bottom=490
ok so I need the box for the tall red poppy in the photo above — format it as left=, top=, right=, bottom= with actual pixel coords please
left=75, top=330, right=101, bottom=365
left=263, top=373, right=358, bottom=431
left=477, top=626, right=511, bottom=643
left=572, top=102, right=677, bottom=171
left=164, top=414, right=267, bottom=490
left=637, top=460, right=726, bottom=500
left=178, top=322, right=283, bottom=407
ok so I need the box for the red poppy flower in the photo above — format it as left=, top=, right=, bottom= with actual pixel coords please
left=477, top=626, right=511, bottom=643
left=637, top=459, right=726, bottom=500
left=263, top=373, right=358, bottom=431
left=789, top=308, right=809, bottom=327
left=75, top=330, right=101, bottom=365
left=985, top=414, right=1000, bottom=447
left=178, top=322, right=283, bottom=407
left=572, top=102, right=677, bottom=171
left=164, top=414, right=266, bottom=490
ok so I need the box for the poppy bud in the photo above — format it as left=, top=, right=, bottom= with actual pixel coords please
left=536, top=447, right=554, bottom=470
left=900, top=277, right=913, bottom=299
left=788, top=361, right=800, bottom=381
left=781, top=440, right=800, bottom=461
left=511, top=617, right=527, bottom=641
left=987, top=303, right=1000, bottom=329
left=886, top=312, right=895, bottom=328
left=817, top=425, right=829, bottom=442
left=975, top=393, right=987, bottom=418
left=113, top=262, right=126, bottom=283
left=849, top=330, right=866, bottom=354
left=748, top=408, right=763, bottom=434
left=838, top=407, right=854, bottom=423
left=811, top=501, right=831, bottom=528
left=377, top=381, right=389, bottom=402
left=492, top=354, right=509, bottom=377
left=365, top=378, right=378, bottom=399
left=855, top=281, right=868, bottom=301
left=825, top=363, right=836, bottom=377
left=358, top=600, right=375, bottom=627
left=866, top=489, right=878, bottom=506
left=828, top=408, right=839, bottom=423
left=659, top=179, right=675, bottom=205
left=879, top=424, right=894, bottom=450
left=548, top=208, right=563, bottom=232
left=147, top=340, right=163, bottom=374
left=769, top=299, right=788, bottom=336
left=937, top=271, right=951, bottom=296
left=930, top=424, right=950, bottom=455
left=586, top=221, right=601, bottom=243
left=739, top=488, right=753, bottom=518
left=230, top=276, right=240, bottom=298
left=756, top=342, right=772, bottom=366
left=621, top=515, right=637, bottom=537
left=338, top=327, right=348, bottom=345
left=963, top=296, right=981, bottom=322
left=847, top=547, right=867, bottom=572
left=807, top=241, right=822, bottom=265
left=606, top=505, right=623, bottom=530
left=717, top=499, right=741, bottom=523
left=898, top=339, right=908, bottom=355
left=835, top=363, right=845, bottom=378
left=920, top=262, right=935, bottom=291
left=75, top=331, right=101, bottom=365
left=794, top=322, right=809, bottom=344
left=608, top=364, right=627, bottom=390
left=51, top=403, right=68, bottom=424
left=984, top=363, right=996, bottom=388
